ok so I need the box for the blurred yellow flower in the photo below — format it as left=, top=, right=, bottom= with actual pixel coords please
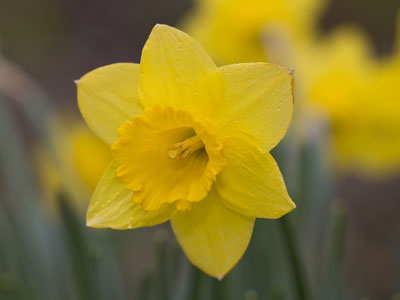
left=72, top=123, right=111, bottom=192
left=304, top=26, right=400, bottom=176
left=182, top=0, right=326, bottom=64
left=76, top=25, right=295, bottom=278
left=304, top=26, right=375, bottom=120
left=35, top=116, right=111, bottom=214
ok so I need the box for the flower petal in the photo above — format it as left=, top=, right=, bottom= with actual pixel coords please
left=171, top=188, right=255, bottom=279
left=87, top=160, right=176, bottom=229
left=77, top=63, right=143, bottom=145
left=139, top=24, right=223, bottom=117
left=214, top=62, right=294, bottom=151
left=216, top=136, right=295, bottom=219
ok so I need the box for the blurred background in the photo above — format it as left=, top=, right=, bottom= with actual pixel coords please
left=0, top=0, right=400, bottom=299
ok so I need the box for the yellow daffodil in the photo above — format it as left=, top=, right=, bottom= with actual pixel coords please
left=304, top=25, right=400, bottom=176
left=356, top=51, right=400, bottom=175
left=35, top=115, right=111, bottom=215
left=182, top=0, right=326, bottom=65
left=304, top=26, right=375, bottom=121
left=76, top=25, right=295, bottom=278
left=71, top=122, right=111, bottom=192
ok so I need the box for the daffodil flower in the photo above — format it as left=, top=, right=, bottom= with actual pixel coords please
left=183, top=0, right=325, bottom=64
left=76, top=25, right=295, bottom=278
left=34, top=117, right=111, bottom=216
left=303, top=26, right=400, bottom=176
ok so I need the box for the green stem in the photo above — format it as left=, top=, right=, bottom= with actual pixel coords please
left=154, top=229, right=169, bottom=300
left=320, top=199, right=347, bottom=300
left=191, top=267, right=202, bottom=300
left=138, top=272, right=154, bottom=300
left=278, top=215, right=311, bottom=300
left=210, top=278, right=222, bottom=300
left=59, top=193, right=95, bottom=300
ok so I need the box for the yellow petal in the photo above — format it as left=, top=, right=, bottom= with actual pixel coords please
left=87, top=160, right=176, bottom=229
left=171, top=188, right=255, bottom=279
left=139, top=24, right=223, bottom=117
left=77, top=63, right=143, bottom=145
left=214, top=62, right=293, bottom=151
left=216, top=136, right=295, bottom=218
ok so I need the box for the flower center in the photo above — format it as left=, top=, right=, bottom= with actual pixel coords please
left=168, top=135, right=205, bottom=159
left=112, top=105, right=226, bottom=212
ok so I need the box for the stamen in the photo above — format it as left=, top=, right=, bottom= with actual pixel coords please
left=168, top=135, right=205, bottom=159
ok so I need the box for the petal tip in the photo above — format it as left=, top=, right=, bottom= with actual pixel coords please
left=86, top=218, right=95, bottom=227
left=74, top=79, right=80, bottom=85
left=86, top=214, right=100, bottom=228
left=217, top=275, right=224, bottom=281
left=286, top=198, right=297, bottom=213
left=152, top=23, right=170, bottom=31
left=285, top=200, right=297, bottom=215
left=86, top=219, right=107, bottom=229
